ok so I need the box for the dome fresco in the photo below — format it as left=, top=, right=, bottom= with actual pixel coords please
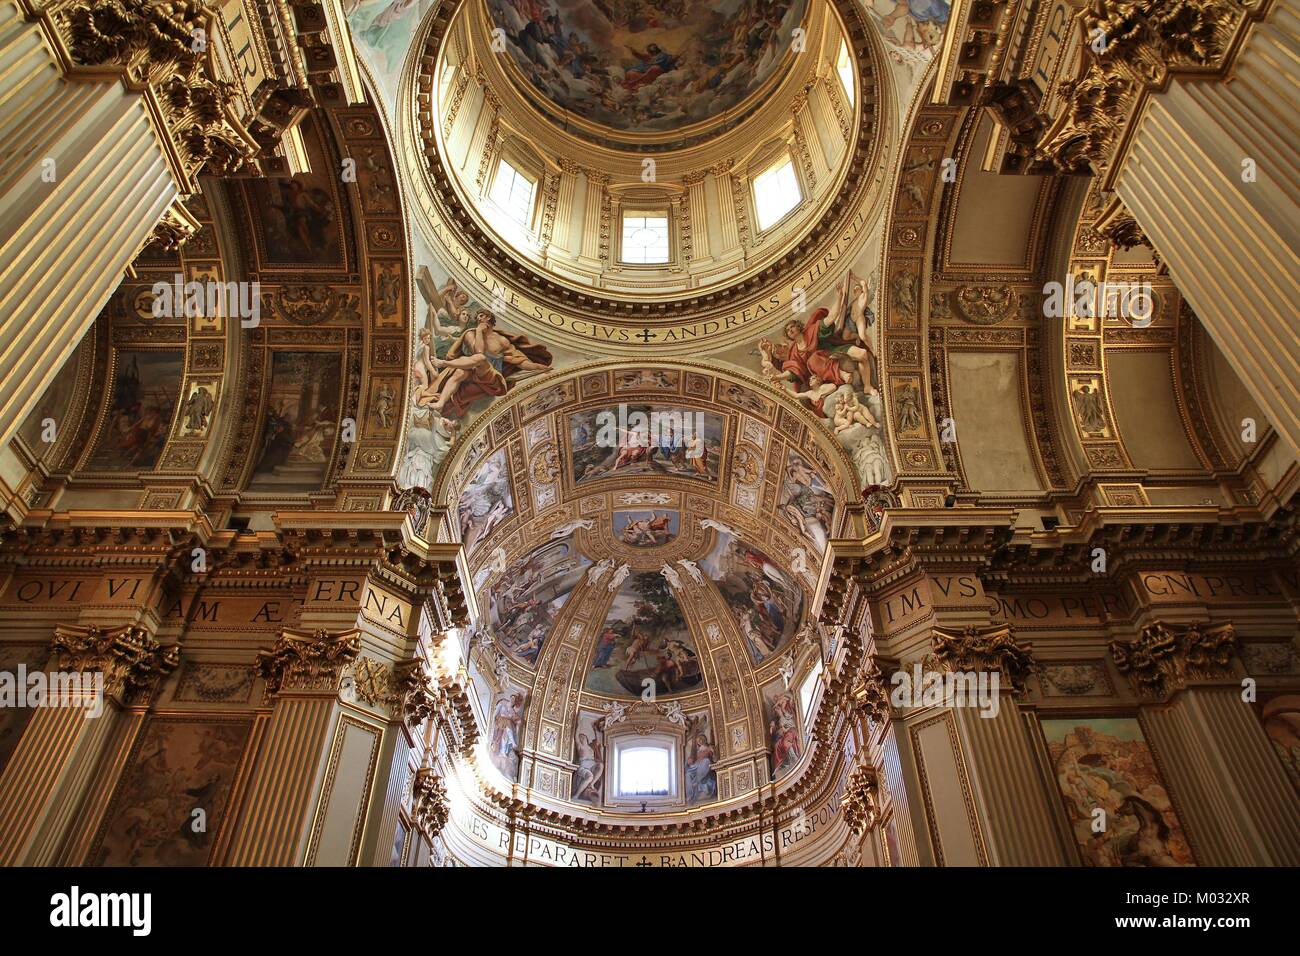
left=486, top=0, right=809, bottom=135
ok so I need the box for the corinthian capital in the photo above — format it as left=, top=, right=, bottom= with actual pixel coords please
left=255, top=628, right=360, bottom=696
left=1110, top=620, right=1237, bottom=699
left=50, top=623, right=179, bottom=705
left=45, top=0, right=258, bottom=187
left=925, top=624, right=1036, bottom=692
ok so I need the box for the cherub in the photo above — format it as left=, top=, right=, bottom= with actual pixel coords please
left=786, top=373, right=838, bottom=415
left=833, top=391, right=879, bottom=433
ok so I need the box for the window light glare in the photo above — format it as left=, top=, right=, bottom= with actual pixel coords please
left=489, top=159, right=535, bottom=228
left=621, top=213, right=670, bottom=264
left=837, top=40, right=854, bottom=101
left=753, top=158, right=802, bottom=231
left=617, top=745, right=671, bottom=796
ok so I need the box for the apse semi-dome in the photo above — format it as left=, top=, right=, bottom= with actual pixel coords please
left=485, top=0, right=810, bottom=144
left=433, top=364, right=860, bottom=817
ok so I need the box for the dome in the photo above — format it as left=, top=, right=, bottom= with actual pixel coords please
left=409, top=0, right=884, bottom=353
left=484, top=0, right=810, bottom=145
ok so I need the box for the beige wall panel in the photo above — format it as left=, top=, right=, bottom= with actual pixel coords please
left=308, top=719, right=380, bottom=866
left=948, top=115, right=1045, bottom=267
left=913, top=716, right=984, bottom=866
left=1107, top=350, right=1201, bottom=471
left=948, top=352, right=1043, bottom=492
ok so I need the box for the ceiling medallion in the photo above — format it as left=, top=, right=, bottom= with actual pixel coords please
left=951, top=285, right=1019, bottom=326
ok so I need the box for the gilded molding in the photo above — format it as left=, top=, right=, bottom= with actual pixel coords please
left=255, top=628, right=361, bottom=696
left=1037, top=0, right=1252, bottom=177
left=143, top=195, right=202, bottom=253
left=396, top=657, right=438, bottom=728
left=1094, top=194, right=1152, bottom=253
left=412, top=766, right=450, bottom=839
left=49, top=0, right=260, bottom=187
left=839, top=763, right=880, bottom=836
left=1110, top=621, right=1238, bottom=699
left=50, top=623, right=179, bottom=704
left=847, top=656, right=893, bottom=723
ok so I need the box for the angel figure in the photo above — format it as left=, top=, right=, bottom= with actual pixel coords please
left=790, top=548, right=818, bottom=587
left=602, top=700, right=628, bottom=726
left=607, top=562, right=631, bottom=592
left=833, top=391, right=879, bottom=433
left=586, top=557, right=615, bottom=587
left=416, top=266, right=470, bottom=345
left=660, top=563, right=683, bottom=591
left=676, top=558, right=706, bottom=586
left=700, top=518, right=736, bottom=538
left=550, top=517, right=596, bottom=539
left=778, top=654, right=796, bottom=688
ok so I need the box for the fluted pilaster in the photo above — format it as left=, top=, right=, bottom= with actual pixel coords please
left=1141, top=686, right=1300, bottom=865
left=0, top=0, right=177, bottom=448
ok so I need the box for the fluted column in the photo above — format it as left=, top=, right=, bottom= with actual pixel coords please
left=1114, top=5, right=1300, bottom=454
left=0, top=623, right=177, bottom=865
left=0, top=1, right=176, bottom=448
left=1110, top=622, right=1300, bottom=865
left=928, top=624, right=1072, bottom=865
left=222, top=628, right=360, bottom=866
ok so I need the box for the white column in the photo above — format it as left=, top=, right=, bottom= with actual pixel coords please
left=1116, top=6, right=1300, bottom=454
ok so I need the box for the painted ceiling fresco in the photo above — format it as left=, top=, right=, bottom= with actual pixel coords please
left=440, top=367, right=853, bottom=807
left=486, top=0, right=809, bottom=134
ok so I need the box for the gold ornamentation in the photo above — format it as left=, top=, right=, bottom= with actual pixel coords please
left=925, top=624, right=1035, bottom=693
left=55, top=0, right=259, bottom=185
left=1037, top=0, right=1244, bottom=175
left=143, top=196, right=201, bottom=252
left=255, top=628, right=360, bottom=695
left=951, top=285, right=1018, bottom=325
left=412, top=766, right=450, bottom=839
left=271, top=286, right=362, bottom=326
left=1110, top=621, right=1237, bottom=698
left=1095, top=195, right=1151, bottom=252
left=839, top=763, right=880, bottom=835
left=50, top=623, right=179, bottom=704
left=529, top=446, right=560, bottom=485
left=847, top=656, right=892, bottom=723
left=350, top=656, right=398, bottom=708
left=397, top=658, right=438, bottom=728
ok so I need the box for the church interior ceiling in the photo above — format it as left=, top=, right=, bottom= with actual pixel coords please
left=0, top=0, right=1295, bottom=880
